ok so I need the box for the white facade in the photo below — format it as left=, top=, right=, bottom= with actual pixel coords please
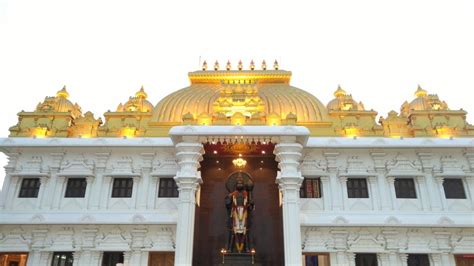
left=0, top=126, right=473, bottom=266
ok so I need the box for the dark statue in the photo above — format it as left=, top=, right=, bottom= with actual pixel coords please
left=225, top=172, right=255, bottom=253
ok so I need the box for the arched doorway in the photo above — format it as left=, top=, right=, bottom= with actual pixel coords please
left=193, top=142, right=284, bottom=265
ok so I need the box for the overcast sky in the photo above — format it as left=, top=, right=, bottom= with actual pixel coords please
left=0, top=0, right=473, bottom=186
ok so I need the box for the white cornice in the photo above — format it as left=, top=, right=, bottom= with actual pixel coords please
left=0, top=135, right=472, bottom=150
left=306, top=137, right=474, bottom=148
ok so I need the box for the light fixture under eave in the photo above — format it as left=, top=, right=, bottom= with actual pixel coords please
left=232, top=158, right=247, bottom=168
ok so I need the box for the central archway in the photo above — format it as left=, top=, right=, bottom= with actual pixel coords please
left=193, top=142, right=284, bottom=266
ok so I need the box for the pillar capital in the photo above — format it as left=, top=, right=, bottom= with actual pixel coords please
left=274, top=142, right=303, bottom=186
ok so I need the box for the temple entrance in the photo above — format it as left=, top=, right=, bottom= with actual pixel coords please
left=193, top=142, right=284, bottom=266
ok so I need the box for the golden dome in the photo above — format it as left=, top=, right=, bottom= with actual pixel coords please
left=151, top=70, right=329, bottom=124
left=401, top=85, right=449, bottom=115
left=327, top=85, right=365, bottom=111
left=35, top=86, right=81, bottom=117
left=117, top=86, right=154, bottom=112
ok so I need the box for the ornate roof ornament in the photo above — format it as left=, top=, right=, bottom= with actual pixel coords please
left=56, top=85, right=70, bottom=98
left=250, top=60, right=255, bottom=71
left=214, top=61, right=219, bottom=71
left=261, top=60, right=267, bottom=70
left=202, top=60, right=208, bottom=71
left=414, top=85, right=427, bottom=97
left=135, top=86, right=148, bottom=99
left=334, top=85, right=347, bottom=97
left=226, top=60, right=231, bottom=71
left=238, top=60, right=243, bottom=71
left=273, top=60, right=279, bottom=70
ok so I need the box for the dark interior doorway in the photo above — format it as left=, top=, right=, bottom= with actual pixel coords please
left=193, top=142, right=284, bottom=266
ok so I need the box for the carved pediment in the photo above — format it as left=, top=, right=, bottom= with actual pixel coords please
left=59, top=159, right=94, bottom=176
left=95, top=230, right=131, bottom=250
left=13, top=156, right=48, bottom=176
left=106, top=156, right=138, bottom=176
left=301, top=157, right=327, bottom=176
left=341, top=156, right=374, bottom=176
left=386, top=154, right=422, bottom=177
left=0, top=232, right=30, bottom=251
left=151, top=158, right=178, bottom=176
left=435, top=155, right=466, bottom=176
left=347, top=231, right=385, bottom=252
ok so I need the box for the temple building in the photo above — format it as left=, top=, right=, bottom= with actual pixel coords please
left=0, top=61, right=473, bottom=266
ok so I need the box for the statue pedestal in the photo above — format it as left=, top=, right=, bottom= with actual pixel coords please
left=219, top=253, right=261, bottom=266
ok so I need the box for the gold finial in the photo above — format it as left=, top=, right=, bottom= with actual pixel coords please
left=415, top=85, right=427, bottom=97
left=214, top=61, right=219, bottom=71
left=238, top=60, right=243, bottom=71
left=262, top=60, right=267, bottom=70
left=250, top=60, right=255, bottom=70
left=334, top=85, right=346, bottom=97
left=226, top=60, right=231, bottom=71
left=273, top=60, right=279, bottom=70
left=135, top=86, right=148, bottom=99
left=202, top=60, right=207, bottom=71
left=56, top=85, right=69, bottom=98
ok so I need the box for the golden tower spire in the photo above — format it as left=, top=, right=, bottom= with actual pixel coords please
left=415, top=85, right=427, bottom=97
left=214, top=61, right=219, bottom=71
left=56, top=85, right=69, bottom=98
left=238, top=60, right=243, bottom=71
left=261, top=60, right=267, bottom=70
left=334, top=85, right=347, bottom=97
left=226, top=60, right=231, bottom=71
left=135, top=86, right=148, bottom=99
left=202, top=60, right=208, bottom=71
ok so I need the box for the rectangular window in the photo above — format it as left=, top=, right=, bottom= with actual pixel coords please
left=300, top=178, right=322, bottom=198
left=407, top=254, right=430, bottom=266
left=18, top=178, right=41, bottom=198
left=347, top=178, right=369, bottom=198
left=302, top=254, right=330, bottom=266
left=158, top=178, right=179, bottom=198
left=355, top=253, right=378, bottom=266
left=443, top=178, right=467, bottom=199
left=111, top=178, right=133, bottom=198
left=394, top=178, right=417, bottom=198
left=64, top=178, right=87, bottom=198
left=102, top=252, right=124, bottom=266
left=51, top=252, right=74, bottom=266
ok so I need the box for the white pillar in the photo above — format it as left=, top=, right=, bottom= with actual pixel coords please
left=173, top=140, right=203, bottom=266
left=387, top=177, right=398, bottom=210
left=399, top=253, right=408, bottom=266
left=72, top=251, right=82, bottom=266
left=37, top=176, right=50, bottom=209
left=3, top=175, right=19, bottom=209
left=52, top=175, right=66, bottom=209
left=435, top=177, right=447, bottom=210
left=371, top=152, right=391, bottom=210
left=100, top=176, right=113, bottom=209
left=0, top=173, right=13, bottom=209
left=131, top=176, right=140, bottom=209
left=85, top=176, right=94, bottom=209
left=324, top=152, right=342, bottom=211
left=416, top=176, right=430, bottom=211
left=138, top=171, right=150, bottom=209
left=320, top=176, right=331, bottom=210
left=368, top=176, right=379, bottom=210
left=274, top=140, right=304, bottom=266
left=466, top=176, right=474, bottom=209
left=338, top=176, right=348, bottom=211
left=330, top=251, right=351, bottom=266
